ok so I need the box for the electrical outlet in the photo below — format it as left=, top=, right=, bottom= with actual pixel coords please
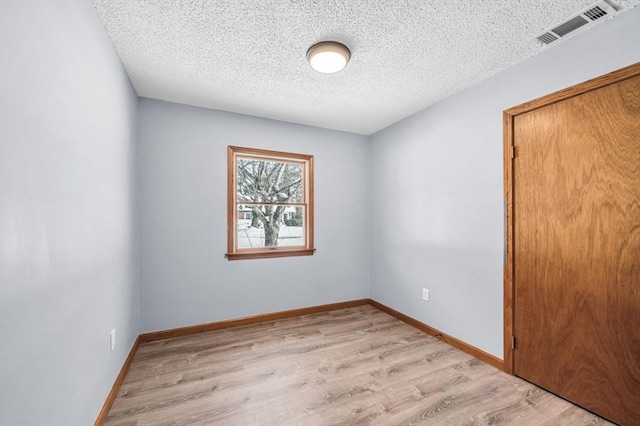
left=422, top=288, right=430, bottom=302
left=110, top=329, right=116, bottom=352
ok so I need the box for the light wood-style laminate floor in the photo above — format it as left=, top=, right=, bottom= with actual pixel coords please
left=105, top=305, right=613, bottom=425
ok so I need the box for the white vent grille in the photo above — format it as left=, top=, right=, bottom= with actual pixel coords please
left=537, top=32, right=559, bottom=45
left=584, top=6, right=608, bottom=21
left=535, top=0, right=618, bottom=46
left=552, top=15, right=589, bottom=37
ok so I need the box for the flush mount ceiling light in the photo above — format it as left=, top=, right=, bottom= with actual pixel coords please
left=307, top=41, right=351, bottom=74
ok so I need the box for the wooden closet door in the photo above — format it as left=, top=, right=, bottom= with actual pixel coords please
left=512, top=73, right=640, bottom=425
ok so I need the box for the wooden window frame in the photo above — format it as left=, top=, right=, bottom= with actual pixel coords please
left=226, top=146, right=314, bottom=260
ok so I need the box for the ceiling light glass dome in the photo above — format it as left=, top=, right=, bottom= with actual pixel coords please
left=307, top=41, right=350, bottom=74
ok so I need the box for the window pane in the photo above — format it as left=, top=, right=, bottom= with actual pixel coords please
left=228, top=146, right=313, bottom=260
left=237, top=205, right=305, bottom=249
left=237, top=159, right=303, bottom=204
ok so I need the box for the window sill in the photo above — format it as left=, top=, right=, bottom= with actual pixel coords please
left=226, top=248, right=315, bottom=261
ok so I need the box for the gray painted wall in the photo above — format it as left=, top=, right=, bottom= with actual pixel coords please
left=136, top=100, right=370, bottom=332
left=369, top=7, right=640, bottom=359
left=0, top=2, right=139, bottom=425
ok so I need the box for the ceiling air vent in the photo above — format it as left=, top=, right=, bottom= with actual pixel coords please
left=584, top=5, right=609, bottom=21
left=537, top=32, right=558, bottom=45
left=535, top=0, right=618, bottom=46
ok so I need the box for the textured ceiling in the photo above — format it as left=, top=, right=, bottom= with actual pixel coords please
left=92, top=0, right=639, bottom=135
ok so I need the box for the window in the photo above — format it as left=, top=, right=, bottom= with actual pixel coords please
left=227, top=146, right=314, bottom=260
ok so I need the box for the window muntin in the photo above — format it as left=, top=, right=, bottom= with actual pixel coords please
left=227, top=146, right=314, bottom=260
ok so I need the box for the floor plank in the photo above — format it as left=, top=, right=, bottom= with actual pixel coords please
left=105, top=305, right=614, bottom=425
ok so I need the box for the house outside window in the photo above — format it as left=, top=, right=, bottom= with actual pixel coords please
left=227, top=146, right=314, bottom=260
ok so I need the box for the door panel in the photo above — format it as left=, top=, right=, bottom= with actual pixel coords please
left=513, top=74, right=640, bottom=425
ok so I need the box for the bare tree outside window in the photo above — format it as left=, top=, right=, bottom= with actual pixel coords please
left=227, top=146, right=314, bottom=260
left=237, top=158, right=302, bottom=247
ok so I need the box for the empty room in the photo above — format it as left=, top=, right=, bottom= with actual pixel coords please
left=1, top=1, right=638, bottom=425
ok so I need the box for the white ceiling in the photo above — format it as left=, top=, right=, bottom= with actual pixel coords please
left=92, top=0, right=639, bottom=135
